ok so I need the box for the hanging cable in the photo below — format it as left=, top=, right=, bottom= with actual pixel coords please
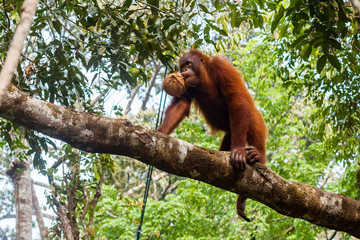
left=135, top=68, right=168, bottom=240
left=136, top=0, right=185, bottom=237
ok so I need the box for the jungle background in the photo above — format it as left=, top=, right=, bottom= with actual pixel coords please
left=0, top=0, right=359, bottom=239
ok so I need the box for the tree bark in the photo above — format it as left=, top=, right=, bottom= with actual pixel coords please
left=0, top=0, right=40, bottom=104
left=32, top=182, right=48, bottom=240
left=6, top=160, right=32, bottom=240
left=124, top=83, right=142, bottom=115
left=1, top=84, right=360, bottom=238
left=350, top=0, right=360, bottom=15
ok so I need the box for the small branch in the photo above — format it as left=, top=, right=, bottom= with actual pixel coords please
left=319, top=160, right=334, bottom=189
left=0, top=0, right=40, bottom=104
left=88, top=165, right=105, bottom=227
left=269, top=110, right=289, bottom=135
left=42, top=213, right=57, bottom=220
left=47, top=157, right=64, bottom=190
left=32, top=182, right=48, bottom=240
left=124, top=172, right=169, bottom=196
left=2, top=0, right=10, bottom=28
left=80, top=181, right=90, bottom=240
left=160, top=184, right=178, bottom=201
left=0, top=226, right=8, bottom=240
left=0, top=213, right=56, bottom=221
left=42, top=1, right=82, bottom=43
left=104, top=209, right=118, bottom=218
left=135, top=0, right=168, bottom=14
left=0, top=213, right=16, bottom=221
left=90, top=85, right=112, bottom=106
left=124, top=83, right=142, bottom=115
left=51, top=194, right=74, bottom=240
left=33, top=180, right=50, bottom=188
left=329, top=230, right=338, bottom=240
left=284, top=225, right=294, bottom=234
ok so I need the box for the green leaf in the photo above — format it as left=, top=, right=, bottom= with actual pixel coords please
left=230, top=9, right=237, bottom=28
left=6, top=122, right=12, bottom=132
left=302, top=44, right=312, bottom=60
left=316, top=55, right=327, bottom=73
left=39, top=137, right=48, bottom=153
left=147, top=0, right=159, bottom=18
left=4, top=132, right=12, bottom=146
left=204, top=26, right=210, bottom=42
left=271, top=5, right=285, bottom=33
left=291, top=34, right=308, bottom=48
left=192, top=39, right=203, bottom=48
left=53, top=21, right=62, bottom=35
left=210, top=24, right=228, bottom=36
left=198, top=4, right=210, bottom=14
left=328, top=38, right=342, bottom=50
left=328, top=55, right=341, bottom=70
left=123, top=0, right=132, bottom=8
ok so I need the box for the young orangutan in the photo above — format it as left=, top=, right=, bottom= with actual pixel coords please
left=158, top=50, right=267, bottom=221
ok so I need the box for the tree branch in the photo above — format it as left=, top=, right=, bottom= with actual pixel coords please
left=124, top=83, right=142, bottom=115
left=0, top=0, right=40, bottom=104
left=0, top=84, right=360, bottom=238
left=32, top=182, right=48, bottom=240
left=350, top=0, right=360, bottom=15
left=124, top=172, right=169, bottom=196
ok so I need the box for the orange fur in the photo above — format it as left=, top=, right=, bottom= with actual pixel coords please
left=158, top=49, right=268, bottom=221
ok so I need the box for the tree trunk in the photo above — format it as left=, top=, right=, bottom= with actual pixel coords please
left=7, top=160, right=32, bottom=240
left=1, top=84, right=360, bottom=238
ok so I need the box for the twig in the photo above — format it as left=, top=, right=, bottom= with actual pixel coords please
left=104, top=209, right=118, bottom=218
left=124, top=83, right=142, bottom=115
left=90, top=85, right=112, bottom=106
left=329, top=230, right=338, bottom=240
left=2, top=0, right=10, bottom=28
left=124, top=172, right=169, bottom=196
left=269, top=110, right=289, bottom=135
left=285, top=225, right=294, bottom=234
left=88, top=165, right=105, bottom=227
left=42, top=1, right=82, bottom=43
left=135, top=0, right=168, bottom=14
left=33, top=180, right=50, bottom=188
left=319, top=160, right=334, bottom=189
left=50, top=194, right=74, bottom=240
left=0, top=0, right=40, bottom=105
left=0, top=226, right=8, bottom=240
left=80, top=181, right=90, bottom=240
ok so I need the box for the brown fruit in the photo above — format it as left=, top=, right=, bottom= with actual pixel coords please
left=162, top=73, right=186, bottom=97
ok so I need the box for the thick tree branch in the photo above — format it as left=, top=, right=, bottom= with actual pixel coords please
left=0, top=84, right=360, bottom=237
left=0, top=0, right=39, bottom=104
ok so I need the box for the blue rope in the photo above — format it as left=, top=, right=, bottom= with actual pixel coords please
left=136, top=0, right=185, bottom=237
left=135, top=68, right=168, bottom=240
